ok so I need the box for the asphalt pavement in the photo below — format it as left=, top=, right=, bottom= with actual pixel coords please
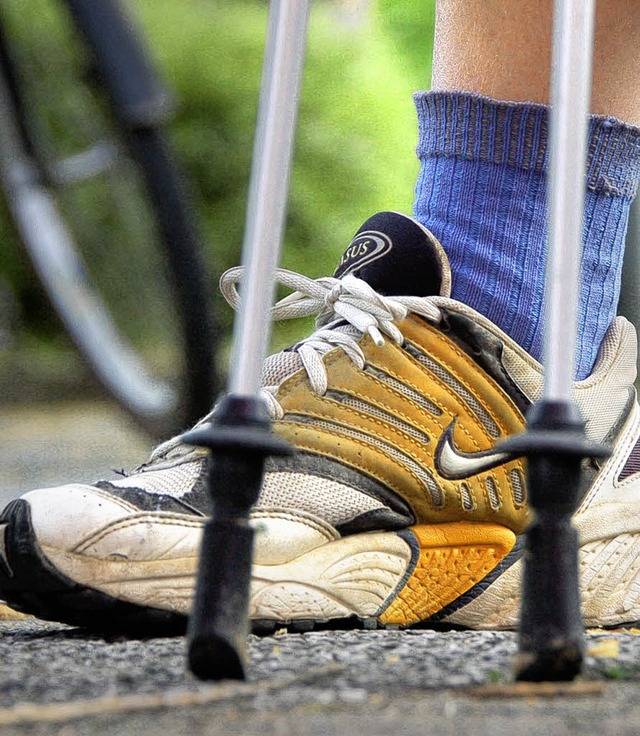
left=1, top=394, right=640, bottom=735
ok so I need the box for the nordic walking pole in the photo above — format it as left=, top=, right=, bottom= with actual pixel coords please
left=499, top=0, right=610, bottom=681
left=184, top=0, right=309, bottom=681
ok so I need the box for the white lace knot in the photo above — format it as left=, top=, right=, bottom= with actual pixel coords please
left=220, top=267, right=442, bottom=409
left=144, top=266, right=443, bottom=466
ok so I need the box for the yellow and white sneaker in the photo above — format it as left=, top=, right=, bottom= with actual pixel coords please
left=1, top=212, right=639, bottom=635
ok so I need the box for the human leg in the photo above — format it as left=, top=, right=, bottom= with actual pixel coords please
left=432, top=0, right=640, bottom=122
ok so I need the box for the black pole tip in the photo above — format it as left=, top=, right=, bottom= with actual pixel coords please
left=188, top=635, right=247, bottom=681
left=515, top=643, right=583, bottom=682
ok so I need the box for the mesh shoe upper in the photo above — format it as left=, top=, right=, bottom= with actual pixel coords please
left=86, top=213, right=528, bottom=537
left=97, top=212, right=634, bottom=540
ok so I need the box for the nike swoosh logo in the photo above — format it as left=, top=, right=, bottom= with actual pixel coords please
left=436, top=421, right=513, bottom=480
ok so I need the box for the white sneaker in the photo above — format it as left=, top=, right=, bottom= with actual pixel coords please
left=0, top=212, right=638, bottom=635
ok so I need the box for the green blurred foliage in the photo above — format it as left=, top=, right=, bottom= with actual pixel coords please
left=0, top=0, right=436, bottom=351
left=135, top=0, right=427, bottom=346
left=376, top=0, right=436, bottom=90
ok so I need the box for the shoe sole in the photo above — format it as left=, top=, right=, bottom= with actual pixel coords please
left=442, top=521, right=640, bottom=630
left=0, top=498, right=525, bottom=635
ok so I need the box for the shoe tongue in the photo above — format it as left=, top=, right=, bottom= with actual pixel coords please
left=333, top=212, right=451, bottom=297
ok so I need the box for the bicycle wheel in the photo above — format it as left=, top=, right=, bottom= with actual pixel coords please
left=0, top=0, right=218, bottom=437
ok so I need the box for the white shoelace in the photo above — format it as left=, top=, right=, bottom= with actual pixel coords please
left=144, top=267, right=443, bottom=467
left=220, top=267, right=443, bottom=419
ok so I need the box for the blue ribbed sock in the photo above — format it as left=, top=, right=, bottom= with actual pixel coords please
left=412, top=92, right=640, bottom=379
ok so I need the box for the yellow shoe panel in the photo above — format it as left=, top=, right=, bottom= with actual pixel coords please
left=274, top=316, right=530, bottom=533
left=378, top=522, right=517, bottom=626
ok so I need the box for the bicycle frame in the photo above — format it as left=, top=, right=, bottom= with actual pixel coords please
left=0, top=0, right=217, bottom=435
left=64, top=0, right=172, bottom=127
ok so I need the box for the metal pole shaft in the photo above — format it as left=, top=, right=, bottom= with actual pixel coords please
left=504, top=0, right=607, bottom=682
left=229, top=0, right=310, bottom=397
left=185, top=0, right=307, bottom=681
left=544, top=0, right=596, bottom=400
